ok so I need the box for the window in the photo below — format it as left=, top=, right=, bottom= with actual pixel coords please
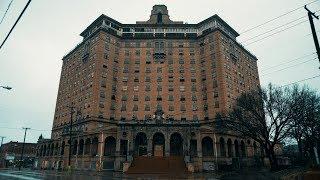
left=180, top=86, right=185, bottom=92
left=157, top=95, right=162, bottom=101
left=121, top=104, right=126, bottom=111
left=214, top=101, right=219, bottom=108
left=145, top=67, right=151, bottom=73
left=121, top=95, right=128, bottom=101
left=192, top=103, right=198, bottom=111
left=155, top=41, right=164, bottom=54
left=123, top=67, right=129, bottom=73
left=134, top=66, right=140, bottom=73
left=214, top=91, right=219, bottom=98
left=168, top=95, right=174, bottom=101
left=101, top=80, right=106, bottom=88
left=99, top=102, right=104, bottom=108
left=193, top=115, right=198, bottom=121
left=145, top=104, right=150, bottom=111
left=157, top=67, right=162, bottom=73
left=168, top=85, right=174, bottom=91
left=133, top=95, right=139, bottom=101
left=169, top=76, right=174, bottom=82
left=192, top=95, right=197, bottom=101
left=134, top=86, right=139, bottom=91
left=145, top=96, right=150, bottom=101
left=122, top=77, right=128, bottom=82
left=180, top=95, right=186, bottom=101
left=124, top=59, right=130, bottom=64
left=180, top=104, right=186, bottom=111
left=145, top=84, right=151, bottom=91
left=169, top=105, right=174, bottom=111
left=133, top=104, right=138, bottom=111
left=157, top=76, right=162, bottom=82
left=145, top=76, right=151, bottom=82
left=191, top=85, right=197, bottom=91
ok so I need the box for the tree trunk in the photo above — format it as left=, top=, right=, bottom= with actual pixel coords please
left=265, top=144, right=278, bottom=171
left=297, top=139, right=303, bottom=161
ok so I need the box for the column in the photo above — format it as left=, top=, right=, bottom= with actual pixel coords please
left=114, top=130, right=122, bottom=171
left=196, top=134, right=202, bottom=158
left=165, top=133, right=170, bottom=156
left=98, top=132, right=104, bottom=171
left=147, top=138, right=152, bottom=156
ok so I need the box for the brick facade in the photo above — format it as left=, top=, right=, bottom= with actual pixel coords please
left=36, top=5, right=262, bottom=172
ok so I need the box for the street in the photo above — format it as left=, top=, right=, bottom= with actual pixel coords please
left=0, top=169, right=220, bottom=180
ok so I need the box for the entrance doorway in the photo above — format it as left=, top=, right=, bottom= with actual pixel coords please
left=170, top=133, right=183, bottom=156
left=152, top=132, right=165, bottom=156
left=134, top=132, right=147, bottom=156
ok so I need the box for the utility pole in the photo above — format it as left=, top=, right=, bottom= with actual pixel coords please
left=19, top=127, right=30, bottom=170
left=305, top=6, right=320, bottom=164
left=0, top=136, right=5, bottom=147
left=67, top=106, right=75, bottom=168
left=305, top=5, right=320, bottom=68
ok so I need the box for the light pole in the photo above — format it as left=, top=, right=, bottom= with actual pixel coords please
left=0, top=86, right=12, bottom=90
left=19, top=127, right=30, bottom=170
left=0, top=136, right=5, bottom=147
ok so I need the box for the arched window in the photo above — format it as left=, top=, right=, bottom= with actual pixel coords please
left=202, top=136, right=214, bottom=156
left=43, top=145, right=47, bottom=157
left=50, top=143, right=54, bottom=156
left=170, top=133, right=183, bottom=156
left=60, top=141, right=65, bottom=155
left=157, top=12, right=163, bottom=24
left=241, top=140, right=246, bottom=157
left=91, top=137, right=99, bottom=156
left=39, top=146, right=43, bottom=157
left=253, top=142, right=257, bottom=156
left=84, top=138, right=91, bottom=155
left=227, top=139, right=233, bottom=157
left=234, top=140, right=239, bottom=157
left=78, top=139, right=84, bottom=155
left=72, top=140, right=78, bottom=155
left=54, top=143, right=59, bottom=156
left=134, top=132, right=148, bottom=156
left=219, top=137, right=226, bottom=157
left=104, top=136, right=116, bottom=156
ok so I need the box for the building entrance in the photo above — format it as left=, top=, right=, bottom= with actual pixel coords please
left=170, top=133, right=183, bottom=156
left=152, top=132, right=165, bottom=156
left=135, top=132, right=148, bottom=156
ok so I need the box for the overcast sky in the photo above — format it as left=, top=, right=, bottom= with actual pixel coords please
left=0, top=0, right=319, bottom=144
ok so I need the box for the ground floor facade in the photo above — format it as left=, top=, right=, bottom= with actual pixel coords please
left=35, top=117, right=266, bottom=172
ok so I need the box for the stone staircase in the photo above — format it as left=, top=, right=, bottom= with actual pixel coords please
left=126, top=156, right=188, bottom=175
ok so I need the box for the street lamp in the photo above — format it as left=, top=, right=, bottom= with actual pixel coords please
left=0, top=86, right=12, bottom=90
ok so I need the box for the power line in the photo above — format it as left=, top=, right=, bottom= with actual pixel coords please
left=0, top=0, right=14, bottom=25
left=240, top=0, right=318, bottom=34
left=240, top=15, right=307, bottom=43
left=261, top=57, right=317, bottom=76
left=260, top=52, right=316, bottom=72
left=244, top=19, right=309, bottom=46
left=280, top=74, right=320, bottom=87
left=0, top=0, right=32, bottom=50
left=0, top=126, right=51, bottom=132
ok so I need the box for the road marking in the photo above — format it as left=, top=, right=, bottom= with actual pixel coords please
left=0, top=172, right=41, bottom=180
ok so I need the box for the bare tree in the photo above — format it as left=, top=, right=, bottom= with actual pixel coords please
left=223, top=84, right=296, bottom=170
left=287, top=85, right=320, bottom=165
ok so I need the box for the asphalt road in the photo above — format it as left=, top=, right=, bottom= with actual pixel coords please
left=0, top=169, right=220, bottom=180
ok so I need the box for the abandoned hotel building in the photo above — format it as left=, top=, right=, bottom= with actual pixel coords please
left=36, top=5, right=262, bottom=172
